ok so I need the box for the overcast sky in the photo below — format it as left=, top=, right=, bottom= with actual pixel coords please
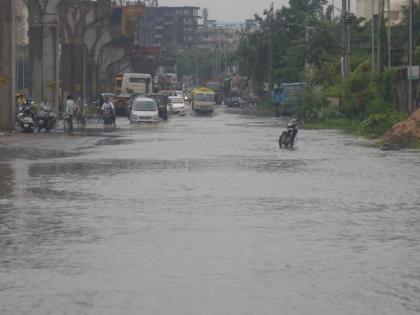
left=158, top=0, right=353, bottom=23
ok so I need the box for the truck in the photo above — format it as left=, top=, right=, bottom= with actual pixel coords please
left=164, top=73, right=178, bottom=89
left=191, top=87, right=215, bottom=114
left=113, top=73, right=153, bottom=115
left=120, top=73, right=153, bottom=96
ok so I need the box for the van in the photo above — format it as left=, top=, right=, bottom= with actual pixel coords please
left=129, top=97, right=159, bottom=123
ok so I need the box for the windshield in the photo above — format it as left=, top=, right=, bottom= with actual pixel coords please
left=129, top=77, right=149, bottom=84
left=195, top=94, right=214, bottom=102
left=133, top=101, right=157, bottom=111
left=170, top=97, right=184, bottom=103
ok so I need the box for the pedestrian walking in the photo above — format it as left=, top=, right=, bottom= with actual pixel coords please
left=65, top=95, right=76, bottom=132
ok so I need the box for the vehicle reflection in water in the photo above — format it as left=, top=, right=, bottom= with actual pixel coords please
left=0, top=110, right=419, bottom=315
left=0, top=164, right=14, bottom=199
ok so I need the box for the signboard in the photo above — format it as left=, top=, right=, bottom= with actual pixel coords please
left=408, top=66, right=419, bottom=80
left=122, top=4, right=146, bottom=37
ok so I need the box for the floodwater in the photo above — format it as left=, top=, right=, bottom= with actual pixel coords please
left=1, top=108, right=420, bottom=314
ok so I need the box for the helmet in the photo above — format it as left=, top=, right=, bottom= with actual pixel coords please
left=287, top=119, right=297, bottom=128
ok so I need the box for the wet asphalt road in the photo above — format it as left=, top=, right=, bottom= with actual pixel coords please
left=1, top=107, right=420, bottom=314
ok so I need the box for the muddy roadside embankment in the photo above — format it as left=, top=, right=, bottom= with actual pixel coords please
left=384, top=108, right=420, bottom=149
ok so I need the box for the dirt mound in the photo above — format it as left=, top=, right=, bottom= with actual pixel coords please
left=385, top=108, right=420, bottom=147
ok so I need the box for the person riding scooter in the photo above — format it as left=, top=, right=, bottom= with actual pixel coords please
left=102, top=97, right=116, bottom=126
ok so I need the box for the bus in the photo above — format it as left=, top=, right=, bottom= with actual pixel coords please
left=273, top=82, right=310, bottom=115
left=191, top=87, right=215, bottom=114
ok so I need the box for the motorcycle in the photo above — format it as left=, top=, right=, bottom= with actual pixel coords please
left=279, top=119, right=298, bottom=149
left=19, top=103, right=35, bottom=133
left=102, top=108, right=115, bottom=128
left=37, top=106, right=56, bottom=132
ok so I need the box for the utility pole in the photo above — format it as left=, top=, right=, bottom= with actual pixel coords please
left=387, top=0, right=391, bottom=67
left=408, top=0, right=413, bottom=112
left=371, top=0, right=376, bottom=72
left=377, top=0, right=381, bottom=71
left=346, top=0, right=351, bottom=75
left=341, top=0, right=351, bottom=78
left=0, top=0, right=16, bottom=131
left=377, top=0, right=385, bottom=71
left=264, top=3, right=274, bottom=89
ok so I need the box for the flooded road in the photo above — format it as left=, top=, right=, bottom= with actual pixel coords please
left=1, top=108, right=420, bottom=314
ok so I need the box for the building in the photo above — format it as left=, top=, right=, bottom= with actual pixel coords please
left=356, top=0, right=419, bottom=25
left=198, top=22, right=243, bottom=78
left=15, top=0, right=28, bottom=45
left=245, top=19, right=259, bottom=33
left=199, top=23, right=242, bottom=49
left=145, top=6, right=200, bottom=48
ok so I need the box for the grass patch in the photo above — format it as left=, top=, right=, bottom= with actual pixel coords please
left=302, top=118, right=361, bottom=134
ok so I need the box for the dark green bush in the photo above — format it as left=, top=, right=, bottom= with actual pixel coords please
left=360, top=111, right=408, bottom=136
left=296, top=90, right=338, bottom=122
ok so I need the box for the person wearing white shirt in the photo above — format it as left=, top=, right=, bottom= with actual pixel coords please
left=65, top=95, right=76, bottom=131
left=101, top=97, right=116, bottom=125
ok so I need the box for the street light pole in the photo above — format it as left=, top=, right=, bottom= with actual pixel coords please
left=372, top=0, right=376, bottom=72
left=341, top=0, right=351, bottom=78
left=377, top=0, right=384, bottom=71
left=387, top=0, right=391, bottom=67
left=408, top=0, right=413, bottom=112
left=264, top=3, right=274, bottom=90
left=346, top=0, right=351, bottom=75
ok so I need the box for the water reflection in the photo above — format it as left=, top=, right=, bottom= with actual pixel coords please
left=0, top=111, right=419, bottom=315
left=0, top=164, right=14, bottom=199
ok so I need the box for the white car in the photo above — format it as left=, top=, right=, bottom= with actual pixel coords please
left=130, top=97, right=159, bottom=123
left=168, top=96, right=186, bottom=115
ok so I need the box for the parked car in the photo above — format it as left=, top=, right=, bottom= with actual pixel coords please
left=129, top=97, right=159, bottom=123
left=168, top=96, right=186, bottom=115
left=225, top=97, right=241, bottom=107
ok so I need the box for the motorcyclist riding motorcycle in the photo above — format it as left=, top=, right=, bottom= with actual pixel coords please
left=279, top=119, right=298, bottom=149
left=102, top=97, right=116, bottom=127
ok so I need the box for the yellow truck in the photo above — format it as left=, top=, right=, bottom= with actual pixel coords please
left=191, top=87, right=215, bottom=114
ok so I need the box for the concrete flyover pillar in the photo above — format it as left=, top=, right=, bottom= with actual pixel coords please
left=0, top=0, right=16, bottom=131
left=29, top=12, right=59, bottom=112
